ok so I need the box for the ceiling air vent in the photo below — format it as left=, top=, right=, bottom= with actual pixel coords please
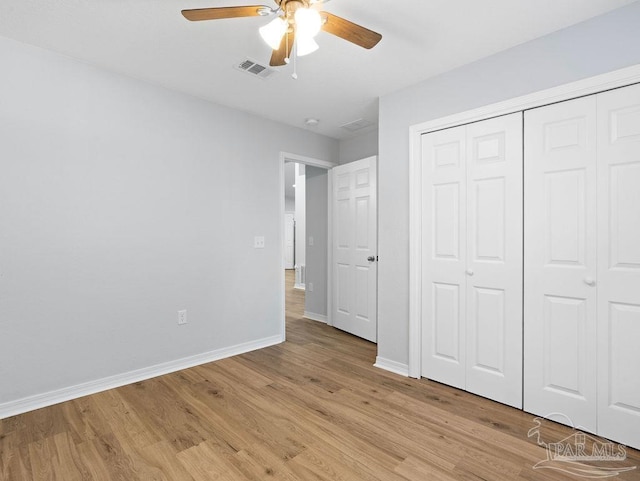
left=234, top=59, right=277, bottom=79
left=341, top=118, right=374, bottom=132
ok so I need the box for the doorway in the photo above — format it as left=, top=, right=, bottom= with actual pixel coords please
left=283, top=162, right=306, bottom=290
left=279, top=152, right=336, bottom=340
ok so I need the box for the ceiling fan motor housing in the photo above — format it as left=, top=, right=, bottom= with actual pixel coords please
left=282, top=0, right=309, bottom=21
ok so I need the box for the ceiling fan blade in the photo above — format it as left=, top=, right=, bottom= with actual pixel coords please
left=182, top=6, right=270, bottom=21
left=321, top=12, right=381, bottom=49
left=270, top=30, right=295, bottom=66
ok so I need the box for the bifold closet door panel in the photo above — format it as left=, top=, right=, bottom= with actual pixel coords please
left=596, top=83, right=640, bottom=450
left=421, top=125, right=467, bottom=389
left=524, top=96, right=598, bottom=433
left=465, top=113, right=523, bottom=409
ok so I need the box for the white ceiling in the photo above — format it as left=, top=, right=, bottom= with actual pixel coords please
left=0, top=0, right=635, bottom=139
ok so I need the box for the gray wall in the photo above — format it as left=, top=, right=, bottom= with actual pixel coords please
left=0, top=35, right=338, bottom=406
left=377, top=1, right=640, bottom=367
left=338, top=130, right=379, bottom=164
left=304, top=166, right=328, bottom=318
left=284, top=196, right=295, bottom=213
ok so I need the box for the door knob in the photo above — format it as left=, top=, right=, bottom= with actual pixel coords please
left=367, top=256, right=376, bottom=262
left=584, top=277, right=596, bottom=286
left=466, top=269, right=474, bottom=276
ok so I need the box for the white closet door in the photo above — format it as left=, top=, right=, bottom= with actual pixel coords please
left=524, top=96, right=598, bottom=432
left=466, top=113, right=523, bottom=408
left=421, top=125, right=467, bottom=389
left=596, top=83, right=640, bottom=449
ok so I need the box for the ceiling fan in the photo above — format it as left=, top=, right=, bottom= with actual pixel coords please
left=181, top=0, right=382, bottom=67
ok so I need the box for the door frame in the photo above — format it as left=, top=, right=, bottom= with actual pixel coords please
left=408, top=64, right=640, bottom=379
left=279, top=152, right=337, bottom=341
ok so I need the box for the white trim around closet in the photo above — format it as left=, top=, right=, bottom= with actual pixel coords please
left=407, top=63, right=640, bottom=379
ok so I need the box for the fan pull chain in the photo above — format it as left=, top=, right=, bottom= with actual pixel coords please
left=284, top=29, right=290, bottom=65
left=292, top=44, right=298, bottom=80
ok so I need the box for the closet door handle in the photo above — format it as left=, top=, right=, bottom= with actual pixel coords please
left=584, top=277, right=596, bottom=286
left=465, top=269, right=474, bottom=276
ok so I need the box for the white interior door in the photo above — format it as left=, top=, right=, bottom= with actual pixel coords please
left=284, top=213, right=294, bottom=269
left=331, top=157, right=377, bottom=342
left=421, top=125, right=467, bottom=389
left=465, top=113, right=523, bottom=408
left=524, top=96, right=598, bottom=432
left=596, top=83, right=640, bottom=449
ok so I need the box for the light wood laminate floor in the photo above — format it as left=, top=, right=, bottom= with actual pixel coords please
left=1, top=271, right=638, bottom=480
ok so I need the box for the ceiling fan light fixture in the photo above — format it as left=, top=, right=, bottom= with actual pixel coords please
left=296, top=35, right=319, bottom=56
left=294, top=7, right=322, bottom=38
left=259, top=16, right=287, bottom=50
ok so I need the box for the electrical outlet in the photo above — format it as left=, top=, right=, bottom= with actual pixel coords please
left=254, top=236, right=265, bottom=249
left=308, top=282, right=314, bottom=292
left=178, top=309, right=187, bottom=325
left=308, top=236, right=314, bottom=246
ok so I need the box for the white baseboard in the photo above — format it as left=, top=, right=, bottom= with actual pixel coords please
left=293, top=284, right=306, bottom=291
left=374, top=356, right=409, bottom=377
left=0, top=334, right=283, bottom=420
left=303, top=311, right=327, bottom=323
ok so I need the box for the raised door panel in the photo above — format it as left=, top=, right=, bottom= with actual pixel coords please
left=545, top=170, right=587, bottom=267
left=432, top=283, right=462, bottom=363
left=354, top=193, right=373, bottom=324
left=334, top=173, right=353, bottom=325
left=607, top=303, right=640, bottom=410
left=472, top=178, right=505, bottom=262
left=470, top=287, right=505, bottom=374
left=466, top=112, right=523, bottom=408
left=609, top=163, right=640, bottom=269
left=597, top=83, right=640, bottom=450
left=355, top=195, right=371, bottom=251
left=336, top=263, right=351, bottom=316
left=542, top=295, right=588, bottom=398
left=524, top=96, right=598, bottom=432
left=433, top=183, right=461, bottom=260
left=421, top=126, right=467, bottom=389
left=336, top=197, right=351, bottom=249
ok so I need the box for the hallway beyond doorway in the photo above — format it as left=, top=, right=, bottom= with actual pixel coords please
left=285, top=269, right=304, bottom=321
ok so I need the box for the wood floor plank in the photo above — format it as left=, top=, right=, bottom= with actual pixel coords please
left=176, top=440, right=247, bottom=481
left=394, top=455, right=457, bottom=481
left=209, top=357, right=274, bottom=389
left=0, top=269, right=639, bottom=480
left=50, top=432, right=90, bottom=481
left=231, top=443, right=302, bottom=481
left=0, top=432, right=29, bottom=481
left=141, top=441, right=196, bottom=481
left=92, top=388, right=160, bottom=450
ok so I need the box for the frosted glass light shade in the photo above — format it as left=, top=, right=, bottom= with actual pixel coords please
left=259, top=17, right=287, bottom=50
left=294, top=8, right=321, bottom=38
left=296, top=36, right=319, bottom=56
